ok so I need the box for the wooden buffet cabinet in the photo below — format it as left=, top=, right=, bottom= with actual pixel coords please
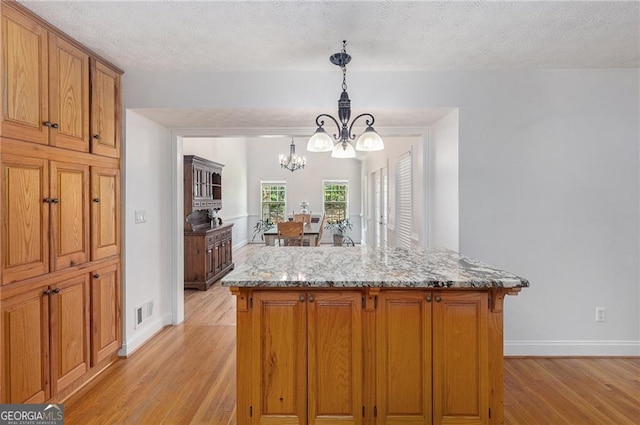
left=223, top=247, right=528, bottom=425
left=184, top=223, right=234, bottom=290
left=0, top=1, right=123, bottom=404
left=183, top=155, right=234, bottom=290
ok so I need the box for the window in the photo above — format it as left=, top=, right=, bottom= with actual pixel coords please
left=323, top=181, right=348, bottom=222
left=396, top=153, right=412, bottom=248
left=261, top=182, right=286, bottom=223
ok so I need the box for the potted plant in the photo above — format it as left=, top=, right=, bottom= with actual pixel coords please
left=324, top=218, right=353, bottom=246
left=252, top=217, right=275, bottom=242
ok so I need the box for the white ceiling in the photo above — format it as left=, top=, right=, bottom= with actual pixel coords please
left=17, top=0, right=639, bottom=131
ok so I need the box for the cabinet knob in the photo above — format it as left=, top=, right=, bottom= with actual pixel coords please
left=299, top=295, right=305, bottom=302
left=43, top=121, right=59, bottom=129
left=435, top=295, right=441, bottom=303
left=426, top=294, right=432, bottom=302
left=51, top=123, right=59, bottom=129
left=93, top=134, right=100, bottom=140
left=43, top=198, right=52, bottom=204
left=308, top=294, right=315, bottom=303
left=52, top=288, right=60, bottom=294
left=93, top=198, right=100, bottom=203
left=44, top=289, right=51, bottom=295
left=51, top=198, right=59, bottom=204
left=93, top=273, right=100, bottom=279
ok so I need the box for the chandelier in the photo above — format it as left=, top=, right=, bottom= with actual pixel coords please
left=307, top=40, right=384, bottom=159
left=279, top=138, right=306, bottom=172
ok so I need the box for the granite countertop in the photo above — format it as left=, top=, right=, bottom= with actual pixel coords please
left=221, top=246, right=529, bottom=289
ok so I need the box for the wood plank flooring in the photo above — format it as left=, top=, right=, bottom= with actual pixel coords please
left=63, top=244, right=640, bottom=424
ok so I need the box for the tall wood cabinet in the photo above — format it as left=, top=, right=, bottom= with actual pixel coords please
left=183, top=156, right=233, bottom=290
left=0, top=1, right=123, bottom=404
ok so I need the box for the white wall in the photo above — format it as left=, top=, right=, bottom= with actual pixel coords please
left=121, top=110, right=173, bottom=356
left=362, top=136, right=426, bottom=248
left=245, top=137, right=362, bottom=243
left=183, top=137, right=250, bottom=247
left=124, top=69, right=639, bottom=356
left=429, top=110, right=459, bottom=251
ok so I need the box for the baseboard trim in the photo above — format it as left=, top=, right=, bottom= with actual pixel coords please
left=119, top=313, right=173, bottom=357
left=504, top=340, right=640, bottom=356
left=233, top=238, right=248, bottom=250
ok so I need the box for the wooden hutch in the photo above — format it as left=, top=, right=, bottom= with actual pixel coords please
left=183, top=155, right=234, bottom=290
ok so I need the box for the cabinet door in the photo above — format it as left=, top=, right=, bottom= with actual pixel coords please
left=432, top=292, right=489, bottom=425
left=252, top=291, right=307, bottom=425
left=48, top=33, right=89, bottom=151
left=1, top=6, right=49, bottom=144
left=308, top=291, right=363, bottom=425
left=49, top=274, right=90, bottom=395
left=205, top=243, right=215, bottom=282
left=50, top=161, right=90, bottom=271
left=1, top=154, right=49, bottom=285
left=90, top=59, right=121, bottom=157
left=377, top=292, right=432, bottom=424
left=1, top=286, right=50, bottom=403
left=90, top=264, right=120, bottom=365
left=91, top=166, right=120, bottom=260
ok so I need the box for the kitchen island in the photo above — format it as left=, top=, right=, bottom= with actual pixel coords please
left=222, top=246, right=529, bottom=425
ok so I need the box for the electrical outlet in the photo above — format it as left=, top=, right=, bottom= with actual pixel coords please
left=595, top=307, right=606, bottom=322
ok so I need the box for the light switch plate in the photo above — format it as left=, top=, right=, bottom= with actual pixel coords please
left=135, top=210, right=147, bottom=224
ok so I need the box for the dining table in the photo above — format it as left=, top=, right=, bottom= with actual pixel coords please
left=263, top=221, right=323, bottom=246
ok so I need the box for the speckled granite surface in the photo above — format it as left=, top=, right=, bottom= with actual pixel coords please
left=221, top=246, right=529, bottom=288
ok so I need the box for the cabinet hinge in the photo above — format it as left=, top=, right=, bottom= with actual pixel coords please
left=374, top=296, right=377, bottom=309
left=488, top=407, right=491, bottom=419
left=374, top=405, right=377, bottom=417
left=250, top=405, right=253, bottom=417
left=362, top=296, right=365, bottom=308
left=249, top=297, right=253, bottom=309
left=362, top=406, right=365, bottom=417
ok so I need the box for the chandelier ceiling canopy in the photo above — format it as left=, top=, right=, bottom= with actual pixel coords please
left=307, top=40, right=384, bottom=159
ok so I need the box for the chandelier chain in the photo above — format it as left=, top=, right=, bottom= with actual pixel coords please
left=341, top=40, right=348, bottom=91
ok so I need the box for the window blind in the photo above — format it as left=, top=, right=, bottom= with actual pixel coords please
left=396, top=152, right=412, bottom=248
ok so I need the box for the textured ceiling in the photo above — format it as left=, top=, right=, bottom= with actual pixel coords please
left=18, top=1, right=640, bottom=72
left=17, top=0, right=639, bottom=131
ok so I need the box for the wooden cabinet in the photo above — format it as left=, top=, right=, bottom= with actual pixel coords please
left=235, top=289, right=494, bottom=425
left=0, top=1, right=123, bottom=404
left=91, top=166, right=120, bottom=260
left=0, top=286, right=50, bottom=403
left=183, top=155, right=223, bottom=230
left=250, top=291, right=363, bottom=425
left=376, top=292, right=432, bottom=424
left=377, top=291, right=488, bottom=425
left=184, top=224, right=234, bottom=290
left=1, top=274, right=90, bottom=404
left=90, top=59, right=121, bottom=158
left=1, top=6, right=90, bottom=152
left=1, top=153, right=91, bottom=285
left=90, top=264, right=121, bottom=366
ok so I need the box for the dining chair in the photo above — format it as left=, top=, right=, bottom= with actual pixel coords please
left=315, top=214, right=326, bottom=246
left=293, top=213, right=311, bottom=224
left=277, top=221, right=304, bottom=246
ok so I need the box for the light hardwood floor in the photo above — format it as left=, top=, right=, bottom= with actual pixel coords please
left=63, top=244, right=640, bottom=424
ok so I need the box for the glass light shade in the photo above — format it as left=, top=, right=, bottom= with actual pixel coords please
left=355, top=126, right=384, bottom=151
left=307, top=128, right=334, bottom=152
left=331, top=142, right=356, bottom=159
